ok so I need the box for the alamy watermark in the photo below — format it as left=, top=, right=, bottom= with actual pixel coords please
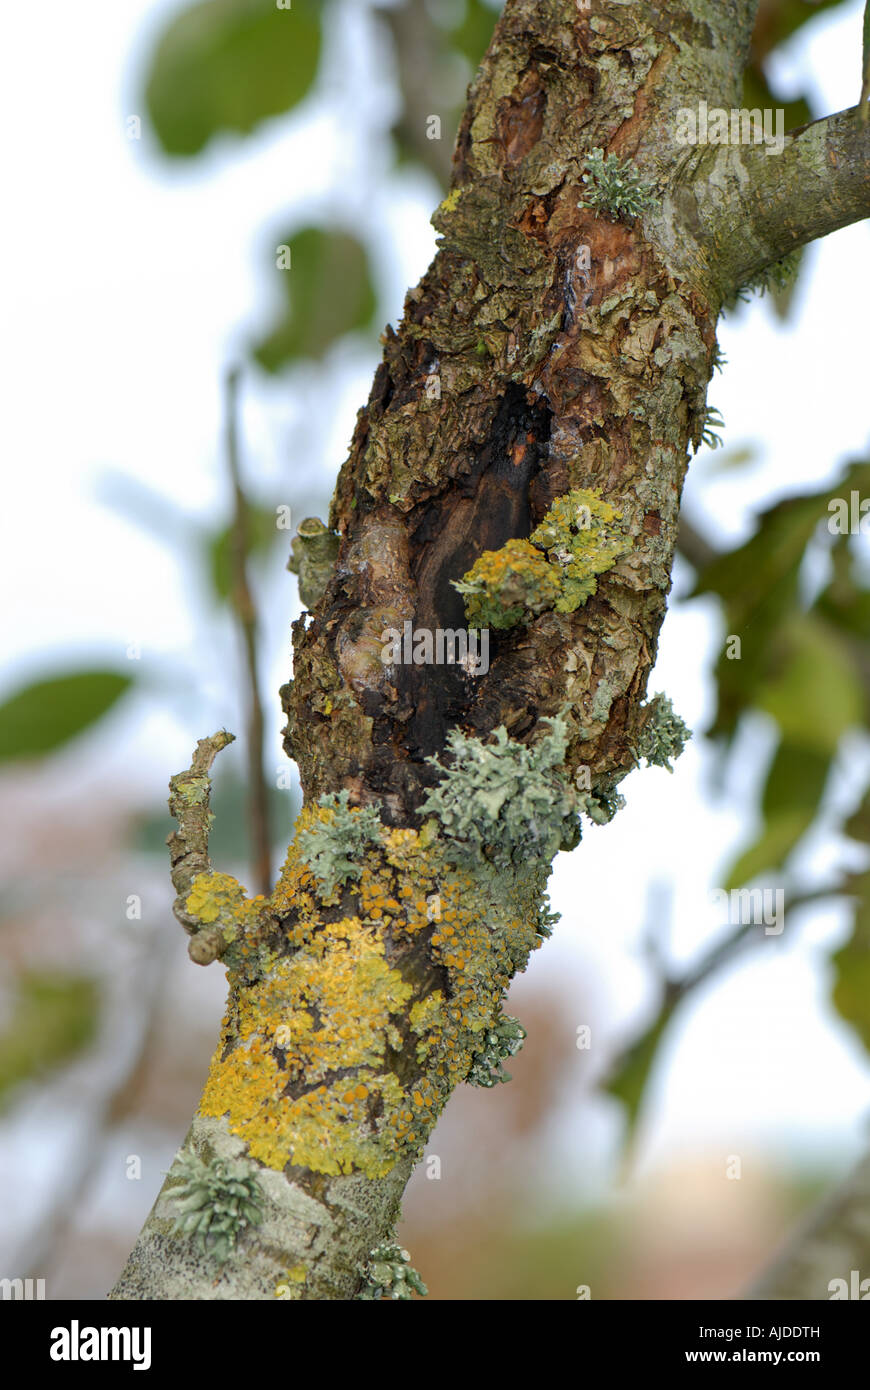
left=381, top=622, right=490, bottom=676
left=675, top=101, right=785, bottom=156
left=0, top=1277, right=45, bottom=1300
left=50, top=1322, right=151, bottom=1370
left=711, top=886, right=784, bottom=935
left=829, top=1270, right=870, bottom=1299
left=827, top=492, right=870, bottom=534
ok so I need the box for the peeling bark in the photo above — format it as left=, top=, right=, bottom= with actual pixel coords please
left=112, top=0, right=870, bottom=1300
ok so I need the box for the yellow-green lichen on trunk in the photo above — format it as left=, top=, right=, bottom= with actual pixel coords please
left=198, top=798, right=553, bottom=1180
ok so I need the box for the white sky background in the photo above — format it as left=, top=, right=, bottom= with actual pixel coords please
left=1, top=0, right=869, bottom=1210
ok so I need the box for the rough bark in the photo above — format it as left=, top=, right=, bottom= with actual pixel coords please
left=111, top=0, right=870, bottom=1300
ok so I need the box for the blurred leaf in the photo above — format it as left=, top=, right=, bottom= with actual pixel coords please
left=145, top=0, right=322, bottom=157
left=253, top=227, right=377, bottom=371
left=831, top=875, right=870, bottom=1053
left=751, top=0, right=851, bottom=63
left=726, top=811, right=814, bottom=890
left=604, top=1008, right=674, bottom=1135
left=0, top=671, right=132, bottom=762
left=702, top=444, right=759, bottom=476
left=762, top=740, right=831, bottom=821
left=742, top=60, right=812, bottom=134
left=694, top=459, right=870, bottom=741
left=863, top=0, right=870, bottom=106
left=0, top=972, right=99, bottom=1107
left=448, top=0, right=502, bottom=68
left=727, top=740, right=831, bottom=887
left=208, top=503, right=282, bottom=601
left=754, top=614, right=863, bottom=754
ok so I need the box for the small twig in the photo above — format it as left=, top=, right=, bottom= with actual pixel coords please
left=676, top=513, right=719, bottom=573
left=224, top=366, right=272, bottom=898
left=167, top=729, right=235, bottom=931
left=384, top=0, right=455, bottom=187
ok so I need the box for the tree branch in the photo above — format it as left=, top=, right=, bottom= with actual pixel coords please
left=686, top=105, right=870, bottom=297
left=224, top=366, right=272, bottom=898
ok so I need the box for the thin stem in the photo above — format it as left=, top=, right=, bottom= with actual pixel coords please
left=224, top=367, right=271, bottom=898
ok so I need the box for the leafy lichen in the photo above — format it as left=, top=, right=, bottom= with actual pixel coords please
left=358, top=1240, right=427, bottom=1300
left=578, top=148, right=657, bottom=222
left=168, top=1151, right=264, bottom=1264
left=576, top=783, right=627, bottom=826
left=453, top=536, right=559, bottom=630
left=419, top=713, right=577, bottom=868
left=295, top=789, right=384, bottom=897
left=199, top=795, right=556, bottom=1179
left=466, top=1012, right=526, bottom=1087
left=531, top=489, right=630, bottom=612
left=453, top=489, right=630, bottom=632
left=287, top=517, right=340, bottom=611
left=636, top=693, right=691, bottom=772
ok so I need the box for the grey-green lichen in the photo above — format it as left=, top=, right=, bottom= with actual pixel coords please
left=577, top=784, right=627, bottom=826
left=699, top=406, right=725, bottom=451
left=729, top=246, right=802, bottom=307
left=466, top=1012, right=526, bottom=1087
left=419, top=714, right=577, bottom=868
left=453, top=489, right=630, bottom=632
left=287, top=517, right=340, bottom=611
left=635, top=694, right=691, bottom=772
left=295, top=789, right=384, bottom=896
left=168, top=1150, right=265, bottom=1264
left=578, top=148, right=658, bottom=222
left=357, top=1240, right=428, bottom=1300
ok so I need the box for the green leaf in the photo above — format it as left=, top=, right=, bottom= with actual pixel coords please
left=0, top=671, right=133, bottom=762
left=0, top=973, right=99, bottom=1107
left=694, top=459, right=870, bottom=742
left=754, top=614, right=863, bottom=755
left=741, top=61, right=812, bottom=134
left=207, top=503, right=283, bottom=602
left=252, top=227, right=377, bottom=371
left=726, top=740, right=833, bottom=888
left=145, top=0, right=322, bottom=157
left=831, top=875, right=870, bottom=1053
left=604, top=1008, right=674, bottom=1136
left=726, top=810, right=814, bottom=890
left=448, top=0, right=502, bottom=68
left=862, top=0, right=870, bottom=107
left=844, top=785, right=870, bottom=846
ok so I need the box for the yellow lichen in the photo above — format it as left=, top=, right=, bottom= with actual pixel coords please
left=198, top=803, right=550, bottom=1178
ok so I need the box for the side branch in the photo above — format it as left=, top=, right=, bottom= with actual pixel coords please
left=688, top=105, right=870, bottom=296
left=167, top=730, right=236, bottom=963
